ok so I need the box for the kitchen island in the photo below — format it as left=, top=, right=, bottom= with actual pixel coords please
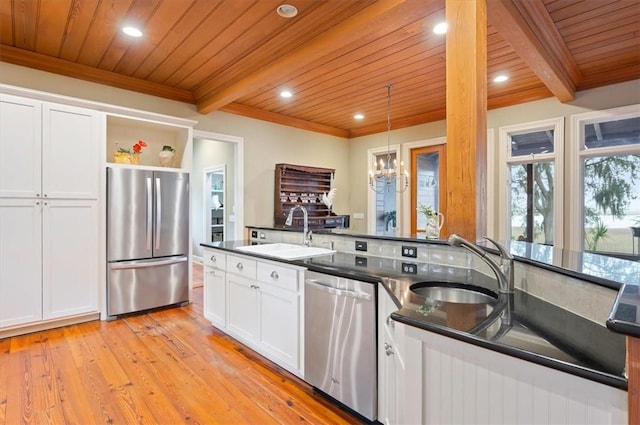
left=202, top=228, right=637, bottom=424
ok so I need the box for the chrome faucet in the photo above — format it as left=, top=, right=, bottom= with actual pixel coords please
left=285, top=205, right=312, bottom=246
left=448, top=234, right=514, bottom=294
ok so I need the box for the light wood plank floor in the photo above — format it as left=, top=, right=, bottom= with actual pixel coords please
left=0, top=266, right=363, bottom=425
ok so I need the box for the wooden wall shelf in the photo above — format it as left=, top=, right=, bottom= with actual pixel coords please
left=274, top=163, right=348, bottom=229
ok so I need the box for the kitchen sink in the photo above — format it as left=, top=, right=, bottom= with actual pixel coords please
left=235, top=243, right=336, bottom=260
left=411, top=282, right=498, bottom=304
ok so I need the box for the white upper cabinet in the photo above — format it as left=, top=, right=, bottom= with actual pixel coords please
left=0, top=94, right=42, bottom=198
left=0, top=94, right=102, bottom=200
left=42, top=103, right=101, bottom=199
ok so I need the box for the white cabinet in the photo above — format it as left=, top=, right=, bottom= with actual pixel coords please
left=399, top=322, right=627, bottom=425
left=202, top=248, right=303, bottom=376
left=0, top=199, right=42, bottom=327
left=203, top=250, right=226, bottom=328
left=257, top=262, right=300, bottom=370
left=227, top=273, right=260, bottom=341
left=0, top=94, right=100, bottom=199
left=42, top=200, right=99, bottom=319
left=0, top=93, right=101, bottom=332
left=0, top=95, right=42, bottom=198
left=377, top=283, right=406, bottom=425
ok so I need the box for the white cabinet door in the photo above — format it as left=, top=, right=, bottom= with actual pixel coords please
left=226, top=274, right=259, bottom=342
left=0, top=94, right=42, bottom=198
left=259, top=281, right=300, bottom=370
left=42, top=103, right=101, bottom=199
left=42, top=200, right=99, bottom=319
left=0, top=199, right=42, bottom=327
left=204, top=266, right=226, bottom=328
left=377, top=284, right=406, bottom=425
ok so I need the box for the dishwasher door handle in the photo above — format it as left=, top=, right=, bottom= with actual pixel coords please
left=305, top=279, right=372, bottom=301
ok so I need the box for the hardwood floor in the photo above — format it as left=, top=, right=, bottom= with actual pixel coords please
left=0, top=269, right=363, bottom=425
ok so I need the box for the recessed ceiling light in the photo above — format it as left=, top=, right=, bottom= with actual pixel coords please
left=277, top=4, right=298, bottom=18
left=122, top=26, right=143, bottom=37
left=354, top=113, right=364, bottom=120
left=433, top=22, right=448, bottom=35
left=493, top=74, right=509, bottom=83
left=280, top=90, right=293, bottom=98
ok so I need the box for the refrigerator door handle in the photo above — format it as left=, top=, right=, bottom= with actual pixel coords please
left=110, top=256, right=188, bottom=270
left=155, top=177, right=161, bottom=249
left=146, top=177, right=153, bottom=250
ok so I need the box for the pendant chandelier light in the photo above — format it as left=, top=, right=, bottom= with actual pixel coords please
left=368, top=84, right=409, bottom=193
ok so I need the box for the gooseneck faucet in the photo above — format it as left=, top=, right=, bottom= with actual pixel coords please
left=448, top=234, right=514, bottom=294
left=285, top=205, right=312, bottom=246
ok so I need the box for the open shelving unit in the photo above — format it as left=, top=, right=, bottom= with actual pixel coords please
left=274, top=163, right=348, bottom=229
left=206, top=167, right=225, bottom=242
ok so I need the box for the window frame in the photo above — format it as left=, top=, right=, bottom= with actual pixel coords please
left=569, top=104, right=640, bottom=251
left=497, top=117, right=565, bottom=248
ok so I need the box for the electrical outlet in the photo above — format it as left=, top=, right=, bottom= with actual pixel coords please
left=355, top=256, right=368, bottom=267
left=401, top=245, right=417, bottom=258
left=402, top=262, right=417, bottom=274
left=355, top=241, right=368, bottom=252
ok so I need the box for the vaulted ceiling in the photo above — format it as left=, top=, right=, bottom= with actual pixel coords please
left=0, top=0, right=638, bottom=138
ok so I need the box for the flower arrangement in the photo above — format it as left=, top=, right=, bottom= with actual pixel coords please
left=114, top=140, right=147, bottom=164
left=418, top=203, right=437, bottom=217
left=118, top=139, right=147, bottom=154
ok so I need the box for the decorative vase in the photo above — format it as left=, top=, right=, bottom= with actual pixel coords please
left=425, top=212, right=445, bottom=239
left=158, top=147, right=175, bottom=167
left=113, top=152, right=140, bottom=164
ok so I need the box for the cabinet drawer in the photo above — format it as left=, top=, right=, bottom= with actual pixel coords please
left=257, top=262, right=298, bottom=292
left=204, top=249, right=226, bottom=270
left=226, top=254, right=257, bottom=279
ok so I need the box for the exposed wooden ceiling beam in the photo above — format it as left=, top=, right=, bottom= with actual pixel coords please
left=487, top=0, right=579, bottom=102
left=0, top=45, right=195, bottom=103
left=195, top=0, right=409, bottom=114
left=221, top=103, right=349, bottom=138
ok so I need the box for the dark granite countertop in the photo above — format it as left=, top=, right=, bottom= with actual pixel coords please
left=247, top=225, right=640, bottom=338
left=202, top=240, right=628, bottom=390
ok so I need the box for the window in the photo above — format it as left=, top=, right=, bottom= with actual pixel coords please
left=367, top=145, right=402, bottom=234
left=571, top=106, right=640, bottom=256
left=498, top=118, right=564, bottom=247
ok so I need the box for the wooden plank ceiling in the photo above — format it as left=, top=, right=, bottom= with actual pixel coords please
left=0, top=0, right=638, bottom=138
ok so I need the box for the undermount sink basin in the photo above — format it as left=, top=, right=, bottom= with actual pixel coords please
left=235, top=243, right=336, bottom=260
left=411, top=282, right=498, bottom=304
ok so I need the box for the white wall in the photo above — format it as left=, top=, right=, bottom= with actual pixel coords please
left=0, top=62, right=350, bottom=233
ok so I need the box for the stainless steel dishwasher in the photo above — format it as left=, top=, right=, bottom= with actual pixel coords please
left=304, top=270, right=377, bottom=421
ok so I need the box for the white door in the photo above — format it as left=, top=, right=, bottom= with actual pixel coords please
left=259, top=282, right=299, bottom=370
left=42, top=103, right=101, bottom=199
left=0, top=199, right=42, bottom=327
left=226, top=274, right=259, bottom=342
left=204, top=267, right=226, bottom=328
left=42, top=199, right=99, bottom=319
left=0, top=94, right=42, bottom=198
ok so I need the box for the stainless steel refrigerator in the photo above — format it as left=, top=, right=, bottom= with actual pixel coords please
left=107, top=167, right=189, bottom=319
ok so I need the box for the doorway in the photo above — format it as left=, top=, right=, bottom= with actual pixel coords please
left=204, top=165, right=226, bottom=243
left=410, top=144, right=447, bottom=236
left=192, top=130, right=244, bottom=261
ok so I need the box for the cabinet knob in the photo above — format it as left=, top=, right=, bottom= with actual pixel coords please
left=236, top=262, right=244, bottom=270
left=384, top=343, right=394, bottom=356
left=210, top=255, right=216, bottom=263
left=270, top=271, right=279, bottom=279
left=43, top=194, right=48, bottom=197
